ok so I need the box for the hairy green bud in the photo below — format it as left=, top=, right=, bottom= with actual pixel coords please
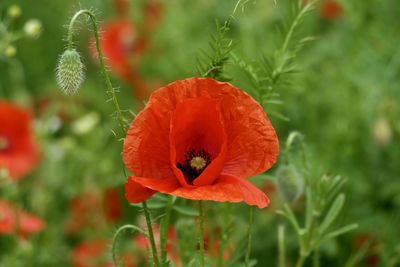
left=276, top=164, right=304, bottom=203
left=56, top=49, right=84, bottom=95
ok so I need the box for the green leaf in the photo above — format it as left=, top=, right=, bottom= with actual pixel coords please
left=324, top=224, right=359, bottom=240
left=173, top=205, right=199, bottom=216
left=320, top=194, right=346, bottom=234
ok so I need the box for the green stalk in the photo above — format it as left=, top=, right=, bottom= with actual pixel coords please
left=67, top=9, right=126, bottom=133
left=245, top=206, right=254, bottom=267
left=295, top=255, right=307, bottom=267
left=161, top=196, right=174, bottom=265
left=66, top=9, right=159, bottom=267
left=143, top=201, right=161, bottom=267
left=198, top=201, right=205, bottom=267
left=278, top=225, right=286, bottom=267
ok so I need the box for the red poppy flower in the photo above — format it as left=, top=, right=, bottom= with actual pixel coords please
left=0, top=101, right=40, bottom=181
left=93, top=19, right=148, bottom=101
left=72, top=239, right=135, bottom=267
left=134, top=224, right=180, bottom=266
left=320, top=0, right=342, bottom=20
left=123, top=77, right=279, bottom=208
left=0, top=199, right=45, bottom=237
left=66, top=188, right=122, bottom=234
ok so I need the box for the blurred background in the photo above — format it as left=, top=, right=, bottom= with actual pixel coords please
left=0, top=0, right=399, bottom=266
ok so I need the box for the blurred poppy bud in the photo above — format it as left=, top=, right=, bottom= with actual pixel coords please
left=24, top=19, right=42, bottom=39
left=7, top=5, right=21, bottom=19
left=4, top=45, right=17, bottom=58
left=372, top=117, right=392, bottom=147
left=276, top=164, right=304, bottom=203
left=56, top=49, right=85, bottom=95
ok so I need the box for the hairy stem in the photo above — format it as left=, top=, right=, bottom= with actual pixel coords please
left=143, top=201, right=161, bottom=267
left=295, top=255, right=307, bottom=267
left=245, top=206, right=254, bottom=267
left=278, top=225, right=286, bottom=267
left=67, top=9, right=126, bottom=133
left=161, top=196, right=174, bottom=265
left=198, top=201, right=205, bottom=267
left=112, top=224, right=148, bottom=266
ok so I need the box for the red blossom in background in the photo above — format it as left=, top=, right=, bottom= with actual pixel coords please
left=0, top=199, right=45, bottom=238
left=123, top=77, right=279, bottom=208
left=0, top=101, right=40, bottom=181
left=66, top=188, right=122, bottom=234
left=320, top=0, right=342, bottom=20
left=72, top=239, right=135, bottom=267
left=94, top=1, right=163, bottom=101
left=353, top=233, right=380, bottom=267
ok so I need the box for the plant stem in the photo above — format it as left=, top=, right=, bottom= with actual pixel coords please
left=295, top=255, right=307, bottom=267
left=143, top=201, right=161, bottom=267
left=245, top=206, right=254, bottom=267
left=66, top=9, right=126, bottom=133
left=161, top=196, right=174, bottom=265
left=278, top=225, right=286, bottom=267
left=198, top=201, right=205, bottom=267
left=313, top=249, right=320, bottom=267
left=66, top=9, right=159, bottom=267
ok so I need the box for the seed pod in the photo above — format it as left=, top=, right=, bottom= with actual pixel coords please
left=56, top=49, right=85, bottom=95
left=276, top=164, right=304, bottom=203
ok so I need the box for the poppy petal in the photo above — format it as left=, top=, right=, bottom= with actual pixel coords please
left=169, top=97, right=227, bottom=187
left=130, top=176, right=180, bottom=192
left=171, top=175, right=270, bottom=208
left=131, top=175, right=269, bottom=208
left=125, top=176, right=157, bottom=203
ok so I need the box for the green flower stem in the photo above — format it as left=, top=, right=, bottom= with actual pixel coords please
left=245, top=206, right=254, bottom=267
left=66, top=9, right=159, bottom=267
left=278, top=225, right=286, bottom=267
left=198, top=201, right=205, bottom=267
left=67, top=9, right=126, bottom=133
left=161, top=196, right=174, bottom=265
left=143, top=201, right=161, bottom=267
left=295, top=255, right=307, bottom=267
left=111, top=224, right=148, bottom=266
left=313, top=248, right=320, bottom=267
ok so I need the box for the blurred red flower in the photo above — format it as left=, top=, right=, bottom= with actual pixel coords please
left=320, top=0, right=342, bottom=20
left=0, top=199, right=45, bottom=237
left=135, top=225, right=179, bottom=265
left=353, top=233, right=380, bottom=267
left=123, top=77, right=279, bottom=208
left=72, top=239, right=135, bottom=267
left=94, top=1, right=163, bottom=101
left=66, top=188, right=122, bottom=234
left=0, top=101, right=40, bottom=181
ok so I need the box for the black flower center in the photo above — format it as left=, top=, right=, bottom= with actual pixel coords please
left=177, top=149, right=212, bottom=185
left=0, top=137, right=9, bottom=151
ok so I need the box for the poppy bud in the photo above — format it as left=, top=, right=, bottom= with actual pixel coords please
left=7, top=5, right=21, bottom=19
left=56, top=49, right=85, bottom=95
left=276, top=164, right=304, bottom=203
left=372, top=117, right=392, bottom=147
left=24, top=19, right=42, bottom=39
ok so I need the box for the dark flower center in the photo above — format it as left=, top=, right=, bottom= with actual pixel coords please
left=177, top=149, right=212, bottom=185
left=0, top=137, right=9, bottom=151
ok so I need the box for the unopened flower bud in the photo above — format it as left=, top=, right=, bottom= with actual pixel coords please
left=7, top=5, right=21, bottom=18
left=4, top=45, right=17, bottom=58
left=372, top=117, right=392, bottom=147
left=56, top=49, right=85, bottom=95
left=276, top=164, right=304, bottom=203
left=24, top=19, right=42, bottom=39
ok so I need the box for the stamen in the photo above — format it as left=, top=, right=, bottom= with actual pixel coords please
left=190, top=156, right=207, bottom=170
left=177, top=149, right=212, bottom=185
